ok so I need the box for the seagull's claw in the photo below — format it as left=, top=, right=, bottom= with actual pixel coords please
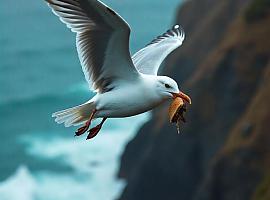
left=86, top=124, right=102, bottom=140
left=75, top=121, right=91, bottom=136
left=75, top=126, right=88, bottom=136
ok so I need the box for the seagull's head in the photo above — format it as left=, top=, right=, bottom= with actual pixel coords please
left=156, top=76, right=191, bottom=104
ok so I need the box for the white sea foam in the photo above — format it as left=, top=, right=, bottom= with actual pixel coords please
left=0, top=114, right=149, bottom=200
left=0, top=166, right=37, bottom=200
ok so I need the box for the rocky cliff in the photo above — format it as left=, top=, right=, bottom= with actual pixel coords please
left=118, top=0, right=270, bottom=199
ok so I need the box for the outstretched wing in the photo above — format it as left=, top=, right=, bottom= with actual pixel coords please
left=46, top=0, right=139, bottom=93
left=132, top=25, right=185, bottom=75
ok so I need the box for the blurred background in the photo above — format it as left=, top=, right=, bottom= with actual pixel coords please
left=1, top=0, right=270, bottom=200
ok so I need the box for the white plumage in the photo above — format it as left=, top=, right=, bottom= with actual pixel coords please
left=46, top=0, right=191, bottom=139
left=132, top=24, right=185, bottom=75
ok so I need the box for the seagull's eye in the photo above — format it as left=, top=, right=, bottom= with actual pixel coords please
left=165, top=83, right=171, bottom=89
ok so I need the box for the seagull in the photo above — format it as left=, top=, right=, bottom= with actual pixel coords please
left=46, top=0, right=191, bottom=140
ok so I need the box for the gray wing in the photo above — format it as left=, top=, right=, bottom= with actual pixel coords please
left=132, top=25, right=185, bottom=75
left=46, top=0, right=139, bottom=93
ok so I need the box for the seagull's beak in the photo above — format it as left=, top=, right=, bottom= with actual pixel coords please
left=171, top=91, right=192, bottom=104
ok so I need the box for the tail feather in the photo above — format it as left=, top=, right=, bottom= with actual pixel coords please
left=52, top=102, right=95, bottom=127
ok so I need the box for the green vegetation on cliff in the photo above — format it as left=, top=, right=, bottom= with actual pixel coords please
left=245, top=0, right=270, bottom=22
left=252, top=173, right=270, bottom=200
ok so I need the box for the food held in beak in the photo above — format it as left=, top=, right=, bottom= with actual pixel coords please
left=168, top=97, right=187, bottom=133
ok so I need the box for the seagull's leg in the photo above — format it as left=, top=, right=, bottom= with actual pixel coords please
left=86, top=117, right=107, bottom=140
left=75, top=109, right=96, bottom=137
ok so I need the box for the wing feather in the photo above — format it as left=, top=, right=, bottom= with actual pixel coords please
left=132, top=25, right=185, bottom=75
left=46, top=0, right=138, bottom=93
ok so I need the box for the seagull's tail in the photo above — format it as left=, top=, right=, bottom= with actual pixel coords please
left=52, top=101, right=96, bottom=127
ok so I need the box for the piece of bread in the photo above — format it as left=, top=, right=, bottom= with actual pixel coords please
left=168, top=97, right=184, bottom=123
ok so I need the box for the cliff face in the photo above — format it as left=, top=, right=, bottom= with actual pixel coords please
left=196, top=63, right=270, bottom=200
left=118, top=0, right=270, bottom=200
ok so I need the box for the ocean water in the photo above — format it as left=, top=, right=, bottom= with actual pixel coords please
left=0, top=0, right=181, bottom=199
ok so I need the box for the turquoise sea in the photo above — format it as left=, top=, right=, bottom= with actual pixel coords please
left=0, top=0, right=181, bottom=199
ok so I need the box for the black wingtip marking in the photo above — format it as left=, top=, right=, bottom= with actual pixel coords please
left=106, top=7, right=116, bottom=16
left=146, top=24, right=185, bottom=46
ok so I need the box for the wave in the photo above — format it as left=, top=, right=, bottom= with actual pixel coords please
left=0, top=163, right=124, bottom=200
left=0, top=165, right=36, bottom=200
left=0, top=113, right=149, bottom=200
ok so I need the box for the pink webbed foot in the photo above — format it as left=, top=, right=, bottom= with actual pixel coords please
left=86, top=117, right=107, bottom=140
left=75, top=120, right=90, bottom=136
left=86, top=124, right=102, bottom=140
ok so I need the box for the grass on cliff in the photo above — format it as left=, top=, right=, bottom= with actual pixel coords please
left=252, top=173, right=270, bottom=200
left=245, top=0, right=270, bottom=22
